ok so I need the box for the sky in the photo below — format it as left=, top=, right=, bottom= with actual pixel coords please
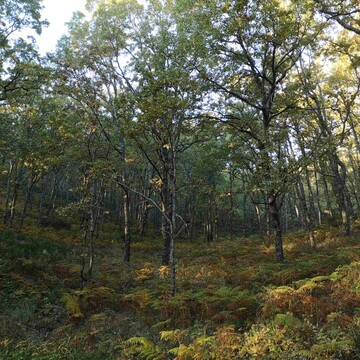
left=36, top=0, right=87, bottom=54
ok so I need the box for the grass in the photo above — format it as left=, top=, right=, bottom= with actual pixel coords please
left=0, top=224, right=359, bottom=359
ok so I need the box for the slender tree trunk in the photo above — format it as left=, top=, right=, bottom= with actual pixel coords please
left=3, top=160, right=15, bottom=225
left=80, top=214, right=89, bottom=288
left=119, top=136, right=131, bottom=263
left=287, top=195, right=296, bottom=230
left=269, top=198, right=284, bottom=262
left=313, top=164, right=323, bottom=225
left=38, top=179, right=46, bottom=225
left=123, top=186, right=131, bottom=262
left=138, top=199, right=150, bottom=237
left=168, top=149, right=176, bottom=298
left=20, top=172, right=40, bottom=229
left=296, top=178, right=316, bottom=248
left=329, top=156, right=351, bottom=235
left=304, top=169, right=317, bottom=226
left=185, top=189, right=196, bottom=240
left=242, top=176, right=248, bottom=236
left=46, top=172, right=58, bottom=217
left=116, top=189, right=123, bottom=227
left=161, top=179, right=171, bottom=265
left=88, top=209, right=95, bottom=279
left=137, top=171, right=152, bottom=236
left=9, top=164, right=22, bottom=229
left=265, top=194, right=271, bottom=238
left=347, top=150, right=360, bottom=212
left=322, top=170, right=333, bottom=216
left=255, top=205, right=262, bottom=233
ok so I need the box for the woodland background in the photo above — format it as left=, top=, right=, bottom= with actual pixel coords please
left=0, top=0, right=360, bottom=358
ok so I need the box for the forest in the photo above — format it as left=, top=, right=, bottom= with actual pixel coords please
left=0, top=0, right=360, bottom=358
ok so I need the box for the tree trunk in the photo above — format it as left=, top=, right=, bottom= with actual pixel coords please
left=296, top=179, right=316, bottom=248
left=9, top=163, right=22, bottom=229
left=321, top=169, right=333, bottom=216
left=123, top=186, right=131, bottom=262
left=161, top=179, right=171, bottom=266
left=3, top=160, right=15, bottom=225
left=115, top=189, right=123, bottom=227
left=313, top=164, right=323, bottom=225
left=118, top=136, right=131, bottom=263
left=347, top=150, right=360, bottom=212
left=329, top=156, right=351, bottom=235
left=138, top=199, right=150, bottom=237
left=80, top=214, right=89, bottom=288
left=269, top=197, right=284, bottom=262
left=38, top=179, right=46, bottom=225
left=88, top=209, right=95, bottom=279
left=46, top=172, right=58, bottom=217
left=168, top=150, right=176, bottom=298
left=19, top=172, right=41, bottom=229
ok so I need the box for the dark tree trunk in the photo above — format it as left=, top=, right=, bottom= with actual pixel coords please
left=38, top=179, right=46, bottom=225
left=269, top=197, right=284, bottom=262
left=9, top=163, right=22, bottom=229
left=329, top=156, right=351, bottom=235
left=119, top=137, right=131, bottom=263
left=313, top=164, right=323, bottom=225
left=46, top=172, right=59, bottom=217
left=296, top=179, right=316, bottom=248
left=87, top=209, right=95, bottom=279
left=161, top=179, right=171, bottom=266
left=19, top=172, right=41, bottom=229
left=123, top=187, right=131, bottom=262
left=3, top=160, right=15, bottom=225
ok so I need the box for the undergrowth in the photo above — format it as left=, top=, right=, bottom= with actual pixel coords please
left=0, top=225, right=359, bottom=359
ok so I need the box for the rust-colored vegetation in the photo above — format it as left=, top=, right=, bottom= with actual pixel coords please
left=0, top=223, right=359, bottom=359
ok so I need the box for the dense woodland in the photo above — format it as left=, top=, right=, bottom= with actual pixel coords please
left=1, top=0, right=360, bottom=358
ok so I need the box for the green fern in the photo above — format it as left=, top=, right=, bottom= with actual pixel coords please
left=160, top=329, right=188, bottom=343
left=124, top=336, right=163, bottom=360
left=60, top=293, right=83, bottom=320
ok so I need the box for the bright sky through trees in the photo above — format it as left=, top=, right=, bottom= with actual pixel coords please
left=36, top=0, right=86, bottom=54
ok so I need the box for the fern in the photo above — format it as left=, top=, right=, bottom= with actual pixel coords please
left=124, top=336, right=163, bottom=360
left=273, top=313, right=304, bottom=329
left=60, top=293, right=83, bottom=320
left=151, top=318, right=172, bottom=330
left=160, top=329, right=188, bottom=343
left=310, top=340, right=355, bottom=358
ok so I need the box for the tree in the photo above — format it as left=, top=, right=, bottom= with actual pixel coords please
left=128, top=0, right=206, bottom=295
left=52, top=0, right=141, bottom=262
left=179, top=0, right=322, bottom=261
left=0, top=0, right=46, bottom=103
left=314, top=0, right=360, bottom=35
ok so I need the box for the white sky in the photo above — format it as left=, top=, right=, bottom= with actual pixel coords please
left=36, top=0, right=87, bottom=54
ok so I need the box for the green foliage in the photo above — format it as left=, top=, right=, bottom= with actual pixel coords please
left=75, top=286, right=117, bottom=313
left=122, top=337, right=163, bottom=360
left=310, top=340, right=355, bottom=359
left=0, top=342, right=117, bottom=360
left=61, top=293, right=83, bottom=321
left=0, top=230, right=68, bottom=261
left=0, top=225, right=360, bottom=359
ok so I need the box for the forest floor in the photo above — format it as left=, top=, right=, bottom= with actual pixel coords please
left=0, top=221, right=360, bottom=359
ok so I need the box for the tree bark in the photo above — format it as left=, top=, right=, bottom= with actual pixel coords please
left=3, top=160, right=15, bottom=225
left=269, top=197, right=284, bottom=262
left=329, top=156, right=351, bottom=235
left=46, top=171, right=59, bottom=217
left=19, top=171, right=41, bottom=229
left=9, top=163, right=22, bottom=229
left=161, top=178, right=171, bottom=266
left=119, top=136, right=131, bottom=263
left=87, top=209, right=95, bottom=279
left=123, top=186, right=131, bottom=262
left=37, top=179, right=46, bottom=225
